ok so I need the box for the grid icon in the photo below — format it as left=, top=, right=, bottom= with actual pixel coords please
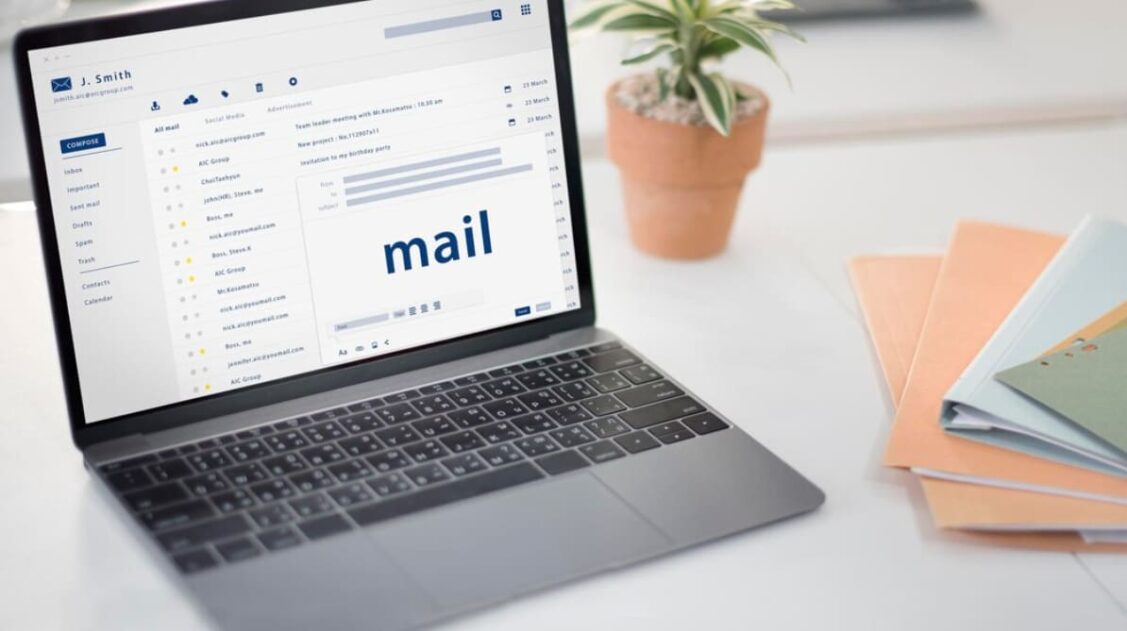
left=520, top=4, right=532, bottom=16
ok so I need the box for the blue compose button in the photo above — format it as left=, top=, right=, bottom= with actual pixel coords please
left=60, top=133, right=107, bottom=155
left=514, top=306, right=531, bottom=317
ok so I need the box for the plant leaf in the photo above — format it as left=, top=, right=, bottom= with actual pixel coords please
left=569, top=2, right=624, bottom=29
left=623, top=0, right=680, bottom=22
left=622, top=42, right=677, bottom=64
left=698, top=35, right=740, bottom=58
left=671, top=0, right=696, bottom=21
left=712, top=73, right=737, bottom=121
left=602, top=12, right=679, bottom=31
left=656, top=67, right=671, bottom=100
left=701, top=16, right=778, bottom=64
left=687, top=71, right=731, bottom=136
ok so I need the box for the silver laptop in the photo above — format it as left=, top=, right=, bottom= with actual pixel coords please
left=14, top=1, right=824, bottom=628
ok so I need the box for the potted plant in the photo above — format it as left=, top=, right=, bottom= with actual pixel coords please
left=571, top=0, right=802, bottom=259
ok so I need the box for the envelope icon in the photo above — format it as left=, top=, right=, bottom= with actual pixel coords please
left=50, top=77, right=72, bottom=93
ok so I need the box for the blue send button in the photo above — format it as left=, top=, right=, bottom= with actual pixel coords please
left=514, top=306, right=531, bottom=317
left=60, top=133, right=107, bottom=155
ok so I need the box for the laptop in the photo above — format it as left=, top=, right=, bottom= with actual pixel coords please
left=14, top=1, right=824, bottom=628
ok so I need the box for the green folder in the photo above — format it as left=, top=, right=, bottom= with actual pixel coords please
left=997, top=326, right=1127, bottom=454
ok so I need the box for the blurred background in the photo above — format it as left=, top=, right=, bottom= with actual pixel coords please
left=2, top=0, right=1127, bottom=202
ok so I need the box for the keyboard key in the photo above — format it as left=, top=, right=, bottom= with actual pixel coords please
left=349, top=463, right=544, bottom=526
left=300, top=443, right=347, bottom=467
left=327, top=459, right=374, bottom=482
left=265, top=431, right=308, bottom=453
left=338, top=433, right=384, bottom=457
left=545, top=403, right=592, bottom=426
left=139, top=499, right=216, bottom=531
left=225, top=439, right=271, bottom=463
left=453, top=372, right=491, bottom=386
left=483, top=397, right=528, bottom=420
left=303, top=421, right=346, bottom=444
left=448, top=406, right=492, bottom=428
left=289, top=468, right=335, bottom=493
left=614, top=431, right=661, bottom=454
left=620, top=364, right=661, bottom=385
left=375, top=402, right=421, bottom=425
left=219, top=434, right=237, bottom=446
left=340, top=411, right=383, bottom=434
left=515, top=369, right=559, bottom=390
left=298, top=514, right=353, bottom=540
left=412, top=415, right=458, bottom=438
left=616, top=381, right=685, bottom=409
left=272, top=418, right=304, bottom=432
left=656, top=428, right=695, bottom=444
left=183, top=473, right=229, bottom=496
left=649, top=420, right=688, bottom=436
left=587, top=342, right=622, bottom=354
left=550, top=425, right=596, bottom=448
left=440, top=430, right=485, bottom=453
left=375, top=424, right=421, bottom=447
left=187, top=449, right=231, bottom=472
left=211, top=489, right=256, bottom=513
left=367, top=449, right=412, bottom=473
left=383, top=389, right=421, bottom=404
left=554, top=381, right=597, bottom=402
left=619, top=397, right=705, bottom=429
left=310, top=407, right=349, bottom=422
left=512, top=412, right=557, bottom=435
left=147, top=458, right=193, bottom=482
left=447, top=385, right=492, bottom=407
left=215, top=537, right=261, bottom=564
left=517, top=389, right=563, bottom=411
left=536, top=450, right=590, bottom=476
left=554, top=348, right=591, bottom=361
left=107, top=467, right=154, bottom=492
left=404, top=463, right=451, bottom=487
left=418, top=381, right=457, bottom=395
left=197, top=439, right=219, bottom=449
left=289, top=493, right=335, bottom=518
left=367, top=472, right=413, bottom=497
left=257, top=526, right=302, bottom=551
left=262, top=453, right=308, bottom=476
left=124, top=482, right=189, bottom=511
left=100, top=454, right=158, bottom=473
left=478, top=443, right=524, bottom=466
left=250, top=479, right=296, bottom=503
left=347, top=398, right=384, bottom=413
left=223, top=462, right=270, bottom=486
left=157, top=514, right=252, bottom=552
left=177, top=444, right=200, bottom=455
left=404, top=440, right=449, bottom=463
left=249, top=503, right=294, bottom=528
left=482, top=377, right=525, bottom=398
left=328, top=482, right=374, bottom=508
left=550, top=361, right=593, bottom=382
left=682, top=412, right=731, bottom=435
left=514, top=435, right=559, bottom=457
left=441, top=453, right=488, bottom=477
left=487, top=364, right=524, bottom=377
left=584, top=416, right=631, bottom=439
left=587, top=372, right=631, bottom=393
left=580, top=395, right=627, bottom=417
left=172, top=548, right=219, bottom=574
left=522, top=357, right=556, bottom=369
left=579, top=440, right=627, bottom=464
left=584, top=349, right=640, bottom=373
left=411, top=395, right=455, bottom=416
left=476, top=421, right=522, bottom=444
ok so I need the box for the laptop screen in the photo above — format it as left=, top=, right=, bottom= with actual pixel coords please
left=25, top=0, right=581, bottom=424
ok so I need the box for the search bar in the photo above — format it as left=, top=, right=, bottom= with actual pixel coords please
left=384, top=9, right=503, bottom=39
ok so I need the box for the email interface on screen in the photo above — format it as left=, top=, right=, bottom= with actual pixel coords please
left=28, top=1, right=580, bottom=423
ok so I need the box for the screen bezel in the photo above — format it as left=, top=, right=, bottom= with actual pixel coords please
left=14, top=0, right=596, bottom=450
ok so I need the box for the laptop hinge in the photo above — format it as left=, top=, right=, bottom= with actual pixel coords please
left=83, top=433, right=153, bottom=467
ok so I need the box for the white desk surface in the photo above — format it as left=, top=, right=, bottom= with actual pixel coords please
left=4, top=0, right=1127, bottom=200
left=3, top=118, right=1127, bottom=630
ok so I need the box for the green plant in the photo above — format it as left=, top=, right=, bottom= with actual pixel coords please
left=570, top=0, right=803, bottom=136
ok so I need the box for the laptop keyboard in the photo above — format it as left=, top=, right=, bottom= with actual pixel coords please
left=96, top=342, right=730, bottom=574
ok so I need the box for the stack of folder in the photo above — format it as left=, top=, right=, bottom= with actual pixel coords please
left=850, top=217, right=1127, bottom=552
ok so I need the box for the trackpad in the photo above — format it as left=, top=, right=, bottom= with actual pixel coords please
left=366, top=472, right=670, bottom=612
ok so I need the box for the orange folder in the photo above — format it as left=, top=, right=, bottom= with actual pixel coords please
left=881, top=221, right=1127, bottom=500
left=850, top=251, right=1127, bottom=552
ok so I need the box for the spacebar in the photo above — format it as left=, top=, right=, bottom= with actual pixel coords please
left=348, top=462, right=545, bottom=526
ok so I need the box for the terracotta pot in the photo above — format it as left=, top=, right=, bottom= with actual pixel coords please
left=606, top=80, right=769, bottom=259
